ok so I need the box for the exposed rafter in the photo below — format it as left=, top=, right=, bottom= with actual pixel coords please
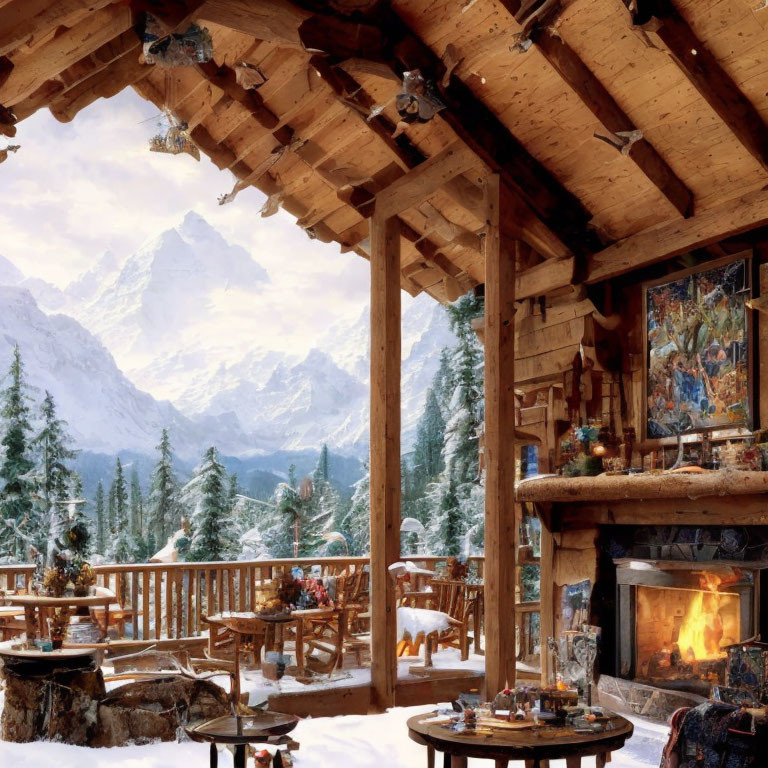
left=498, top=1, right=693, bottom=218
left=626, top=0, right=768, bottom=172
left=0, top=0, right=113, bottom=58
left=586, top=186, right=768, bottom=284
left=373, top=5, right=601, bottom=255
left=0, top=4, right=133, bottom=106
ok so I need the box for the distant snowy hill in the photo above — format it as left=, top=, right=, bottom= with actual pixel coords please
left=0, top=212, right=457, bottom=459
left=0, top=286, right=231, bottom=460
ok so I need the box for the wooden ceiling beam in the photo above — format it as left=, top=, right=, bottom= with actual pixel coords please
left=196, top=0, right=385, bottom=58
left=0, top=0, right=113, bottom=58
left=55, top=28, right=140, bottom=93
left=627, top=0, right=768, bottom=172
left=374, top=140, right=483, bottom=220
left=49, top=43, right=151, bottom=122
left=500, top=3, right=692, bottom=218
left=374, top=6, right=599, bottom=255
left=0, top=4, right=133, bottom=106
left=586, top=186, right=768, bottom=283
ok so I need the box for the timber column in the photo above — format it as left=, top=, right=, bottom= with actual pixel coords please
left=483, top=174, right=517, bottom=697
left=369, top=211, right=401, bottom=710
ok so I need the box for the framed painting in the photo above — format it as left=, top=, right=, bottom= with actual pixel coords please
left=644, top=254, right=752, bottom=439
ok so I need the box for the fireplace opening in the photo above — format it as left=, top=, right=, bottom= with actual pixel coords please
left=613, top=558, right=756, bottom=695
left=635, top=583, right=741, bottom=685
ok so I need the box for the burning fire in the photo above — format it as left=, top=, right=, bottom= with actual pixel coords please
left=675, top=574, right=726, bottom=662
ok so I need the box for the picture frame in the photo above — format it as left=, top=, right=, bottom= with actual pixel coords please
left=643, top=253, right=753, bottom=440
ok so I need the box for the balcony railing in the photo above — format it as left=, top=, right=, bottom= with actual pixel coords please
left=0, top=555, right=485, bottom=641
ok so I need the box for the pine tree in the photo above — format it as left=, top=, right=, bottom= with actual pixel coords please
left=30, top=391, right=77, bottom=558
left=186, top=446, right=234, bottom=562
left=287, top=463, right=297, bottom=489
left=111, top=458, right=131, bottom=562
left=341, top=464, right=370, bottom=556
left=95, top=480, right=106, bottom=555
left=413, top=387, right=446, bottom=485
left=130, top=468, right=143, bottom=539
left=0, top=346, right=34, bottom=561
left=416, top=293, right=486, bottom=556
left=147, top=429, right=180, bottom=548
left=107, top=481, right=116, bottom=542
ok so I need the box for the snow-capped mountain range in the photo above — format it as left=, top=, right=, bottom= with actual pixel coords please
left=0, top=212, right=456, bottom=460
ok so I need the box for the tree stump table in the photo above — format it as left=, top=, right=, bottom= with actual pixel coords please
left=407, top=711, right=634, bottom=768
left=0, top=647, right=104, bottom=743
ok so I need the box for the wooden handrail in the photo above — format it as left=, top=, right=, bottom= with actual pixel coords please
left=0, top=555, right=485, bottom=642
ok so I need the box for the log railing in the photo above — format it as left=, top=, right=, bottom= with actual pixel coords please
left=0, top=555, right=484, bottom=641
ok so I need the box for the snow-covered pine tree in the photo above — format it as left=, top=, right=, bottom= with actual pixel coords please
left=69, top=473, right=93, bottom=552
left=412, top=387, right=446, bottom=487
left=0, top=346, right=35, bottom=561
left=253, top=478, right=299, bottom=558
left=340, top=464, right=370, bottom=556
left=186, top=446, right=235, bottom=562
left=107, top=481, right=116, bottom=545
left=310, top=444, right=341, bottom=553
left=424, top=293, right=485, bottom=556
left=95, top=480, right=106, bottom=555
left=128, top=467, right=149, bottom=560
left=29, top=391, right=77, bottom=558
left=146, top=429, right=181, bottom=548
left=111, top=458, right=132, bottom=563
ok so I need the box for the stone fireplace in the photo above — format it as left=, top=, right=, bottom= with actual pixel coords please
left=614, top=560, right=756, bottom=694
left=598, top=524, right=768, bottom=697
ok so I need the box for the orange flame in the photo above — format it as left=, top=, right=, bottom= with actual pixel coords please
left=676, top=587, right=724, bottom=661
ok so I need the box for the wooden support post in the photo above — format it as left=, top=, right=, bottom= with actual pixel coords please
left=369, top=211, right=401, bottom=711
left=539, top=512, right=555, bottom=687
left=483, top=174, right=517, bottom=697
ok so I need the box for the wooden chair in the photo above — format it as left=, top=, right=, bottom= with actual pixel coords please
left=400, top=579, right=480, bottom=661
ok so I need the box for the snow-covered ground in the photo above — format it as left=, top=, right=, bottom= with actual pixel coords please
left=0, top=700, right=667, bottom=768
left=0, top=643, right=667, bottom=768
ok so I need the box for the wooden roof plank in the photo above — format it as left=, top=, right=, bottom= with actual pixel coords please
left=631, top=0, right=768, bottom=172
left=0, top=0, right=113, bottom=58
left=380, top=4, right=601, bottom=254
left=586, top=184, right=768, bottom=283
left=0, top=4, right=133, bottom=106
left=528, top=26, right=693, bottom=218
left=48, top=41, right=150, bottom=122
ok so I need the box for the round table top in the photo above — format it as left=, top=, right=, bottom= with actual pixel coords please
left=186, top=713, right=299, bottom=744
left=407, top=711, right=633, bottom=762
left=207, top=612, right=296, bottom=634
left=9, top=594, right=112, bottom=607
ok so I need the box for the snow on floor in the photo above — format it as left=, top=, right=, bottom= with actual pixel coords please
left=0, top=695, right=667, bottom=768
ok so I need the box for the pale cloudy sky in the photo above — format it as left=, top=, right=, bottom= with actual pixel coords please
left=0, top=87, right=378, bottom=356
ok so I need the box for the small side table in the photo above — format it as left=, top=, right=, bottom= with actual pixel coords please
left=186, top=712, right=299, bottom=768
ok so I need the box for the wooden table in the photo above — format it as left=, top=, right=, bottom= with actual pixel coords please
left=185, top=711, right=299, bottom=768
left=407, top=711, right=634, bottom=768
left=9, top=595, right=113, bottom=642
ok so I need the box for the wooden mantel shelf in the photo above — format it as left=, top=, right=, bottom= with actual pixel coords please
left=515, top=469, right=768, bottom=504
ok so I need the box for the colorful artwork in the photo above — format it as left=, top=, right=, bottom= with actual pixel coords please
left=646, top=258, right=750, bottom=438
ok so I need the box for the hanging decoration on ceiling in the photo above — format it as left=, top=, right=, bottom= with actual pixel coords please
left=142, top=14, right=213, bottom=67
left=218, top=138, right=306, bottom=206
left=149, top=107, right=200, bottom=161
left=395, top=69, right=446, bottom=124
left=235, top=62, right=267, bottom=90
left=0, top=144, right=19, bottom=164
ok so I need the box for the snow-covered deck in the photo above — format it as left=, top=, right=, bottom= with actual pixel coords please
left=0, top=699, right=668, bottom=768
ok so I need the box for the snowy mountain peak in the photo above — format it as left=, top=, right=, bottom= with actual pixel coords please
left=0, top=254, right=24, bottom=286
